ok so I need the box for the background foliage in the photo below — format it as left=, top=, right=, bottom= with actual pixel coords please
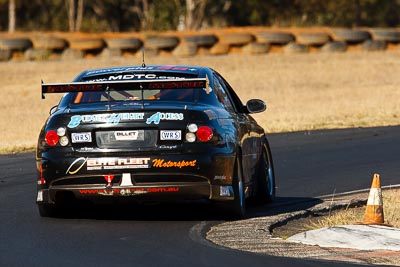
left=1, top=0, right=400, bottom=32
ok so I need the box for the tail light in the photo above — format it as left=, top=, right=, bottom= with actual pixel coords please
left=45, top=127, right=69, bottom=147
left=45, top=130, right=59, bottom=146
left=196, top=126, right=213, bottom=142
left=185, top=124, right=213, bottom=143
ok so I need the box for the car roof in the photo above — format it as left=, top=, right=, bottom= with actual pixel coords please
left=78, top=65, right=208, bottom=80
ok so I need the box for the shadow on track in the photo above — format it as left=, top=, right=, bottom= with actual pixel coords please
left=248, top=196, right=323, bottom=218
left=44, top=196, right=323, bottom=222
left=43, top=200, right=228, bottom=221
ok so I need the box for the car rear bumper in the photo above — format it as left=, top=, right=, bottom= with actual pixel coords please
left=36, top=152, right=236, bottom=205
left=36, top=183, right=235, bottom=205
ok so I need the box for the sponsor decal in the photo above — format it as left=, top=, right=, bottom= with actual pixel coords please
left=43, top=84, right=101, bottom=94
left=146, top=112, right=184, bottom=125
left=160, top=130, right=181, bottom=140
left=114, top=130, right=142, bottom=141
left=37, top=191, right=43, bottom=202
left=76, top=147, right=95, bottom=152
left=85, top=66, right=159, bottom=75
left=66, top=157, right=88, bottom=175
left=88, top=74, right=186, bottom=82
left=148, top=81, right=204, bottom=89
left=66, top=157, right=150, bottom=173
left=87, top=158, right=150, bottom=170
left=152, top=159, right=197, bottom=168
left=103, top=175, right=115, bottom=188
left=214, top=175, right=227, bottom=180
left=79, top=187, right=179, bottom=195
left=71, top=132, right=92, bottom=143
left=156, top=66, right=192, bottom=71
left=68, top=112, right=144, bottom=128
left=159, top=145, right=178, bottom=150
left=84, top=66, right=196, bottom=76
left=220, top=186, right=232, bottom=197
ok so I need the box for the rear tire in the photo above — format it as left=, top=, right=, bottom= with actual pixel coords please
left=255, top=141, right=275, bottom=204
left=227, top=158, right=246, bottom=219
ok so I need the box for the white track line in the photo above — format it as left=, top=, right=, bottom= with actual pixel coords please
left=317, top=184, right=400, bottom=199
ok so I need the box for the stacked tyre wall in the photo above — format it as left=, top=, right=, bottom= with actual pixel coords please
left=1, top=27, right=400, bottom=61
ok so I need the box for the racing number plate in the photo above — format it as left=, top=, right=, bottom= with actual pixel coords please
left=71, top=132, right=92, bottom=143
left=160, top=130, right=181, bottom=140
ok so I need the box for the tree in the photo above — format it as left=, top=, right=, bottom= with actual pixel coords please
left=8, top=0, right=15, bottom=32
left=185, top=0, right=207, bottom=30
left=67, top=0, right=84, bottom=32
left=1, top=0, right=400, bottom=32
left=130, top=0, right=182, bottom=31
left=131, top=0, right=153, bottom=31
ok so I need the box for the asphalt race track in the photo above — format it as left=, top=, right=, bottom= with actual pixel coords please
left=1, top=126, right=399, bottom=267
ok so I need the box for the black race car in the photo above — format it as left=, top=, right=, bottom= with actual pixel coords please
left=36, top=64, right=275, bottom=218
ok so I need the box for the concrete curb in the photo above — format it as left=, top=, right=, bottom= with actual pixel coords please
left=206, top=193, right=400, bottom=266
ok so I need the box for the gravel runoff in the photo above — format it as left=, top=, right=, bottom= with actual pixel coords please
left=206, top=193, right=400, bottom=266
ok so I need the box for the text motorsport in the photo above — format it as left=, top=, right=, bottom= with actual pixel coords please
left=66, top=157, right=197, bottom=174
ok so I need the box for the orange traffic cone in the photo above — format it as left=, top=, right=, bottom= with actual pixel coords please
left=363, top=173, right=384, bottom=225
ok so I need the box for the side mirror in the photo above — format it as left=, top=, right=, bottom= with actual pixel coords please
left=246, top=99, right=266, bottom=114
left=49, top=105, right=58, bottom=115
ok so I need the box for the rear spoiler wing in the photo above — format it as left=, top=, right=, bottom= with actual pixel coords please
left=41, top=78, right=207, bottom=99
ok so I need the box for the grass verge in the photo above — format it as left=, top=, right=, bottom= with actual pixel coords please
left=273, top=189, right=400, bottom=239
left=310, top=188, right=400, bottom=229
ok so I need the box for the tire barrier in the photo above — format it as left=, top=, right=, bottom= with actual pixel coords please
left=100, top=48, right=123, bottom=58
left=0, top=37, right=32, bottom=51
left=362, top=40, right=387, bottom=51
left=104, top=37, right=142, bottom=50
left=295, top=32, right=330, bottom=46
left=209, top=43, right=230, bottom=55
left=217, top=32, right=254, bottom=46
left=24, top=48, right=52, bottom=61
left=31, top=36, right=67, bottom=50
left=181, top=34, right=217, bottom=47
left=172, top=42, right=198, bottom=57
left=321, top=41, right=347, bottom=53
left=369, top=28, right=400, bottom=43
left=254, top=31, right=294, bottom=44
left=0, top=49, right=12, bottom=61
left=283, top=42, right=308, bottom=53
left=144, top=36, right=179, bottom=50
left=67, top=38, right=104, bottom=51
left=61, top=48, right=85, bottom=60
left=330, top=29, right=371, bottom=44
left=0, top=27, right=399, bottom=62
left=242, top=42, right=270, bottom=54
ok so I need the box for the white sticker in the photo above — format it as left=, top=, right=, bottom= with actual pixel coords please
left=37, top=191, right=43, bottom=202
left=160, top=130, right=181, bottom=140
left=220, top=186, right=231, bottom=197
left=114, top=130, right=141, bottom=141
left=71, top=132, right=92, bottom=143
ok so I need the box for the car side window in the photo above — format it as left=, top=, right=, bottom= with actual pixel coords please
left=213, top=74, right=236, bottom=113
left=214, top=73, right=246, bottom=113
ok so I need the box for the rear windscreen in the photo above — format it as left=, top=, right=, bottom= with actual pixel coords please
left=73, top=72, right=198, bottom=104
left=71, top=88, right=196, bottom=104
